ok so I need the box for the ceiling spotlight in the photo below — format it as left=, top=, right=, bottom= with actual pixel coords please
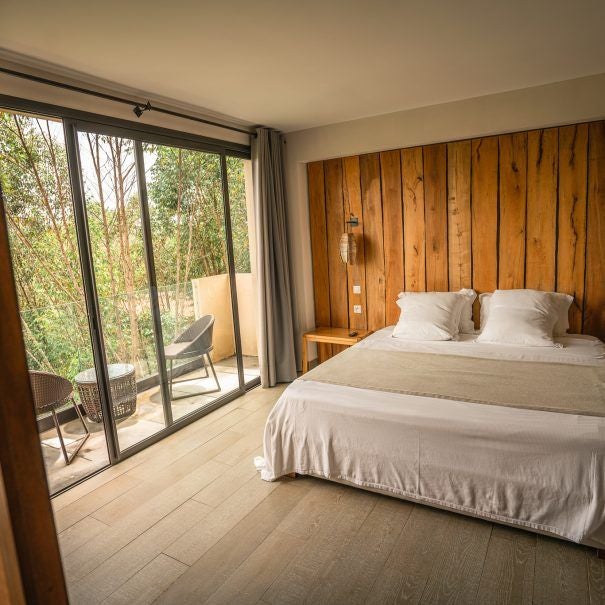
left=133, top=101, right=152, bottom=118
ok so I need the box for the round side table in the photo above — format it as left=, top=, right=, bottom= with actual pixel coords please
left=74, top=363, right=137, bottom=423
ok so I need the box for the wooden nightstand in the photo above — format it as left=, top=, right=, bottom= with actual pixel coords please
left=301, top=327, right=372, bottom=373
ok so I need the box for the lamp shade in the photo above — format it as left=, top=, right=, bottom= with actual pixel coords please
left=339, top=232, right=357, bottom=264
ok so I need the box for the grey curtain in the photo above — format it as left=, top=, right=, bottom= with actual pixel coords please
left=252, top=127, right=297, bottom=386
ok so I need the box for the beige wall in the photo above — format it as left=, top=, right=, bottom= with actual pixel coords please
left=191, top=273, right=258, bottom=361
left=235, top=273, right=259, bottom=358
left=284, top=73, right=605, bottom=366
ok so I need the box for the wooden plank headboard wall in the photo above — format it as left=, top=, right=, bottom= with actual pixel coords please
left=307, top=120, right=605, bottom=358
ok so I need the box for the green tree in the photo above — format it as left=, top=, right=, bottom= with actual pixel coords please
left=0, top=110, right=251, bottom=382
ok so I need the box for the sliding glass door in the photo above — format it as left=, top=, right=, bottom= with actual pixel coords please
left=0, top=109, right=110, bottom=493
left=0, top=101, right=258, bottom=495
left=76, top=132, right=171, bottom=451
left=69, top=122, right=253, bottom=457
left=142, top=144, right=243, bottom=420
left=226, top=156, right=261, bottom=383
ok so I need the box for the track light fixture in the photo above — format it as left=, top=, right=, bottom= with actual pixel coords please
left=133, top=101, right=152, bottom=118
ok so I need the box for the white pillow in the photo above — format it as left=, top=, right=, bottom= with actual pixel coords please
left=480, top=291, right=573, bottom=335
left=397, top=289, right=476, bottom=334
left=479, top=292, right=492, bottom=331
left=458, top=288, right=477, bottom=334
left=393, top=292, right=467, bottom=341
left=553, top=292, right=574, bottom=335
left=477, top=289, right=561, bottom=347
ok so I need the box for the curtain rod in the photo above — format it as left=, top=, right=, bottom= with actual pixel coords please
left=0, top=66, right=256, bottom=137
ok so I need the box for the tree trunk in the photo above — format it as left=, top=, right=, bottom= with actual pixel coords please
left=87, top=134, right=127, bottom=362
left=110, top=139, right=140, bottom=372
left=174, top=149, right=183, bottom=333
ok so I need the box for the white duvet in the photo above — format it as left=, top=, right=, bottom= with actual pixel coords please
left=261, top=328, right=605, bottom=547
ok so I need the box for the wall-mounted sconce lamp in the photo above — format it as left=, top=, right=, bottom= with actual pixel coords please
left=339, top=214, right=359, bottom=264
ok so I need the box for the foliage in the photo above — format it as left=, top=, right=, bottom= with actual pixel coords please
left=0, top=111, right=251, bottom=381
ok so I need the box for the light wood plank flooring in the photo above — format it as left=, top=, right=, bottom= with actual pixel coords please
left=41, top=356, right=259, bottom=494
left=54, top=385, right=605, bottom=605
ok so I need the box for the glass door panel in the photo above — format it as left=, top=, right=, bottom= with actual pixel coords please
left=226, top=157, right=260, bottom=384
left=143, top=144, right=241, bottom=421
left=0, top=109, right=109, bottom=494
left=77, top=132, right=167, bottom=449
left=2, top=104, right=255, bottom=496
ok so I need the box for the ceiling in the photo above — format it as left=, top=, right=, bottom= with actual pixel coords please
left=1, top=0, right=604, bottom=132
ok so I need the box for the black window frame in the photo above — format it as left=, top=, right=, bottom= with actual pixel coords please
left=0, top=93, right=259, bottom=498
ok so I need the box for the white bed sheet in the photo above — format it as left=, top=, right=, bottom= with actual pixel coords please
left=261, top=328, right=605, bottom=547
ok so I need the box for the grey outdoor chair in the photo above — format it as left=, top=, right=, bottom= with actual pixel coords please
left=164, top=314, right=220, bottom=399
left=29, top=370, right=90, bottom=465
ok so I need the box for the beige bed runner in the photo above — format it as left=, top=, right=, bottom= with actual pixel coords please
left=301, top=348, right=605, bottom=417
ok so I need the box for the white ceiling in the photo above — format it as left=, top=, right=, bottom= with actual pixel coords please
left=1, top=0, right=604, bottom=132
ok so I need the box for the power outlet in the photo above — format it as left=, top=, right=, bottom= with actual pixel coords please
left=353, top=305, right=362, bottom=314
left=353, top=284, right=361, bottom=294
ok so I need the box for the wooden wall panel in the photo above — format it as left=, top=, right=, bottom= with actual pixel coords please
left=307, top=162, right=332, bottom=361
left=423, top=144, right=448, bottom=291
left=401, top=147, right=426, bottom=292
left=360, top=153, right=386, bottom=331
left=498, top=133, right=527, bottom=289
left=307, top=162, right=330, bottom=329
left=526, top=128, right=558, bottom=290
left=380, top=150, right=404, bottom=324
left=585, top=121, right=605, bottom=340
left=471, top=136, right=498, bottom=326
left=324, top=159, right=348, bottom=329
left=557, top=124, right=588, bottom=333
left=343, top=156, right=367, bottom=330
left=447, top=141, right=472, bottom=291
left=307, top=120, right=605, bottom=342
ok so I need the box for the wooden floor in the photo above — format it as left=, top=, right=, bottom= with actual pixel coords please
left=53, top=384, right=605, bottom=605
left=41, top=356, right=260, bottom=494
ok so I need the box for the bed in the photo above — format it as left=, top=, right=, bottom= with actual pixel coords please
left=260, top=327, right=605, bottom=548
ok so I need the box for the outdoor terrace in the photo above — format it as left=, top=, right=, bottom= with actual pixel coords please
left=40, top=355, right=260, bottom=494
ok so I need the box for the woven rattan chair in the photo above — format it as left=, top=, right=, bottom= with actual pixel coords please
left=29, top=370, right=90, bottom=465
left=164, top=315, right=220, bottom=399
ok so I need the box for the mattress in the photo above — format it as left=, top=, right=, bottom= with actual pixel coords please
left=260, top=328, right=605, bottom=547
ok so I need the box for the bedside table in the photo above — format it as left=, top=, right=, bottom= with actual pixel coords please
left=301, top=327, right=372, bottom=373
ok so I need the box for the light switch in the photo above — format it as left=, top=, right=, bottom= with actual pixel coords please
left=353, top=305, right=362, bottom=314
left=353, top=284, right=361, bottom=294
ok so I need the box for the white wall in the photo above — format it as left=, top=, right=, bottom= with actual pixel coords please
left=284, top=73, right=605, bottom=367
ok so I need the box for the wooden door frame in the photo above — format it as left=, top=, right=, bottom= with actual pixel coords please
left=0, top=185, right=68, bottom=603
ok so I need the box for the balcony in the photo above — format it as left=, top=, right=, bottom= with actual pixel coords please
left=2, top=108, right=259, bottom=496
left=30, top=275, right=259, bottom=494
